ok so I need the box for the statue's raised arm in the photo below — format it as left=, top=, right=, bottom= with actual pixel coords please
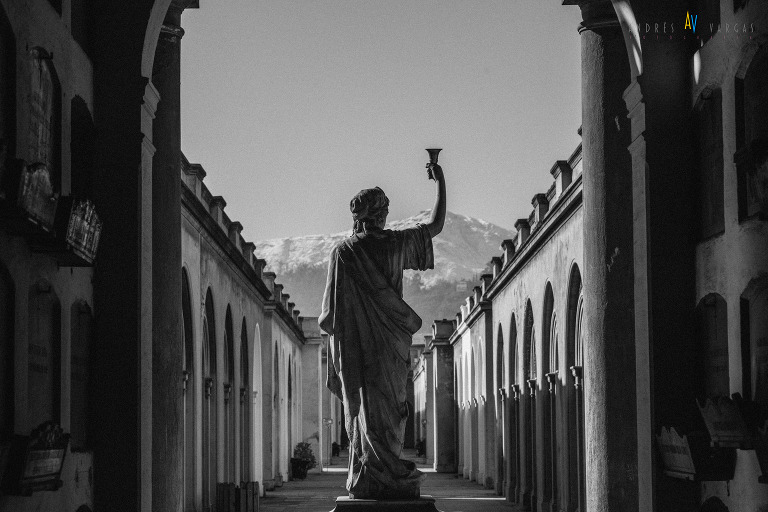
left=425, top=159, right=446, bottom=239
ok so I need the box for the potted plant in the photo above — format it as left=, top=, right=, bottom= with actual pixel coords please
left=290, top=442, right=317, bottom=480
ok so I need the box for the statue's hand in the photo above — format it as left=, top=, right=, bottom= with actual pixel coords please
left=426, top=163, right=443, bottom=181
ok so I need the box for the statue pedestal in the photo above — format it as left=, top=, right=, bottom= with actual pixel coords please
left=330, top=495, right=441, bottom=512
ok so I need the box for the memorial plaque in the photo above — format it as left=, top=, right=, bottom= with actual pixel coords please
left=18, top=422, right=68, bottom=493
left=656, top=426, right=696, bottom=480
left=697, top=396, right=750, bottom=448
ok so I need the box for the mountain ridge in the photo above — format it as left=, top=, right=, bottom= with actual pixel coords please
left=254, top=211, right=515, bottom=334
left=255, top=210, right=515, bottom=288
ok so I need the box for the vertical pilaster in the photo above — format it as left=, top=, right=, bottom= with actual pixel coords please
left=151, top=5, right=185, bottom=510
left=425, top=349, right=434, bottom=466
left=578, top=1, right=636, bottom=511
left=546, top=371, right=558, bottom=512
left=510, top=384, right=521, bottom=504
left=430, top=321, right=456, bottom=472
left=527, top=378, right=537, bottom=510
left=90, top=3, right=155, bottom=509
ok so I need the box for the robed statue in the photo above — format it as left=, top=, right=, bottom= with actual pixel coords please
left=319, top=160, right=446, bottom=500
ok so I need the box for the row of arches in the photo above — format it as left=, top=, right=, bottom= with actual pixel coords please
left=507, top=265, right=583, bottom=511
left=182, top=271, right=258, bottom=510
left=454, top=263, right=585, bottom=511
left=179, top=267, right=303, bottom=510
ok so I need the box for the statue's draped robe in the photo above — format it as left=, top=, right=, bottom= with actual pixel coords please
left=319, top=224, right=433, bottom=499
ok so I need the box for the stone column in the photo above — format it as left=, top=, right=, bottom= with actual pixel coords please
left=424, top=349, right=434, bottom=466
left=497, top=387, right=506, bottom=496
left=300, top=332, right=323, bottom=471
left=570, top=365, right=585, bottom=511
left=430, top=320, right=456, bottom=472
left=510, top=384, right=521, bottom=504
left=526, top=378, right=537, bottom=510
left=545, top=372, right=558, bottom=512
left=577, top=2, right=636, bottom=511
left=150, top=5, right=186, bottom=510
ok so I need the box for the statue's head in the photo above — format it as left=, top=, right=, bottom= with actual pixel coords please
left=350, top=186, right=389, bottom=233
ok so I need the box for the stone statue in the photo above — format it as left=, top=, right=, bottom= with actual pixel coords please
left=319, top=159, right=446, bottom=500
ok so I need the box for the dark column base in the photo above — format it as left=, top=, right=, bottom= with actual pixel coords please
left=331, top=495, right=441, bottom=512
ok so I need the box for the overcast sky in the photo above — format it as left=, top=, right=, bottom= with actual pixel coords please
left=180, top=1, right=583, bottom=241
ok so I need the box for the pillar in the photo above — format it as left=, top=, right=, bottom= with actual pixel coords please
left=577, top=2, right=636, bottom=510
left=301, top=335, right=322, bottom=471
left=430, top=321, right=456, bottom=472
left=510, top=384, right=521, bottom=504
left=90, top=2, right=157, bottom=510
left=527, top=378, right=537, bottom=510
left=425, top=349, right=435, bottom=466
left=151, top=4, right=187, bottom=509
left=546, top=371, right=558, bottom=512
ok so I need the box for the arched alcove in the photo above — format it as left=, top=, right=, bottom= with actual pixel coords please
left=696, top=293, right=729, bottom=399
left=470, top=345, right=479, bottom=482
left=70, top=300, right=92, bottom=449
left=740, top=277, right=768, bottom=405
left=181, top=269, right=194, bottom=510
left=0, top=261, right=14, bottom=442
left=523, top=300, right=535, bottom=508
left=224, top=305, right=235, bottom=480
left=735, top=44, right=768, bottom=220
left=541, top=283, right=556, bottom=510
left=508, top=313, right=519, bottom=503
left=566, top=264, right=584, bottom=512
left=202, top=288, right=217, bottom=510
left=27, top=279, right=61, bottom=429
left=27, top=47, right=62, bottom=193
left=496, top=323, right=505, bottom=495
left=240, top=317, right=249, bottom=481
left=693, top=87, right=724, bottom=239
left=251, top=324, right=263, bottom=490
left=285, top=354, right=295, bottom=474
left=274, top=342, right=280, bottom=478
left=70, top=96, right=96, bottom=198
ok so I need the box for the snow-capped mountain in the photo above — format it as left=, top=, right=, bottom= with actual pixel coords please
left=254, top=211, right=515, bottom=329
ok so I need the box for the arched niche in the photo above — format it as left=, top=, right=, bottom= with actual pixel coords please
left=696, top=293, right=729, bottom=399
left=507, top=313, right=519, bottom=503
left=70, top=96, right=96, bottom=199
left=202, top=288, right=217, bottom=510
left=27, top=279, right=61, bottom=429
left=693, top=87, right=725, bottom=238
left=0, top=260, right=14, bottom=442
left=27, top=47, right=62, bottom=193
left=741, top=276, right=768, bottom=405
left=522, top=299, right=535, bottom=508
left=70, top=300, right=92, bottom=450
left=251, top=323, right=263, bottom=490
left=495, top=323, right=506, bottom=496
left=224, top=305, right=235, bottom=480
left=181, top=269, right=194, bottom=510
left=735, top=44, right=768, bottom=219
left=566, top=264, right=584, bottom=512
left=240, top=317, right=249, bottom=481
left=540, top=282, right=556, bottom=510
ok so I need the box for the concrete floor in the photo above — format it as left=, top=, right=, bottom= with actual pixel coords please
left=260, top=450, right=515, bottom=512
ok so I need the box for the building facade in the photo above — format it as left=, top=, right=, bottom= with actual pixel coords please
left=422, top=2, right=768, bottom=511
left=0, top=3, right=325, bottom=511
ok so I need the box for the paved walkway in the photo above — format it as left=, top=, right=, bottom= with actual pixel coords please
left=260, top=450, right=514, bottom=511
